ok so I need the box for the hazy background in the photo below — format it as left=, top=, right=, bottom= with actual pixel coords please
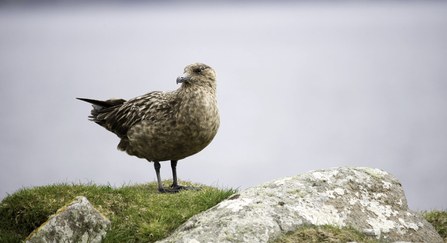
left=1, top=1, right=446, bottom=211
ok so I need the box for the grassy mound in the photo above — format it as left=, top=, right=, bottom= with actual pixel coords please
left=0, top=180, right=237, bottom=243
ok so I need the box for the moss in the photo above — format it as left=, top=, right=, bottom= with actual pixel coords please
left=287, top=189, right=307, bottom=198
left=275, top=225, right=381, bottom=243
left=356, top=167, right=384, bottom=179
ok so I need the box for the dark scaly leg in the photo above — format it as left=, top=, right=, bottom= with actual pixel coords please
left=154, top=161, right=171, bottom=193
left=170, top=160, right=202, bottom=191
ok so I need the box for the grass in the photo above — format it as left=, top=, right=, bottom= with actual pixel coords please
left=274, top=225, right=381, bottom=243
left=1, top=181, right=446, bottom=243
left=422, top=210, right=447, bottom=242
left=0, top=180, right=237, bottom=243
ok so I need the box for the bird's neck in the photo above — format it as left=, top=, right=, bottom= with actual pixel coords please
left=177, top=82, right=217, bottom=98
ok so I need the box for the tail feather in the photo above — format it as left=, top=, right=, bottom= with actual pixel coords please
left=77, top=97, right=139, bottom=141
left=76, top=98, right=126, bottom=108
left=76, top=97, right=126, bottom=123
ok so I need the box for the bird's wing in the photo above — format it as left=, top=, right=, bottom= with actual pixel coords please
left=91, top=91, right=172, bottom=139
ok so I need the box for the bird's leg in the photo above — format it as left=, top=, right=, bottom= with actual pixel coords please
left=154, top=161, right=175, bottom=193
left=170, top=160, right=180, bottom=188
left=170, top=160, right=202, bottom=192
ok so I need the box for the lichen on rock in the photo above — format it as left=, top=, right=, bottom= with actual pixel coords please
left=156, top=167, right=443, bottom=243
left=25, top=196, right=110, bottom=243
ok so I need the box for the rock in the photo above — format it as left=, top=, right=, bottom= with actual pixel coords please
left=25, top=196, right=110, bottom=243
left=156, top=167, right=443, bottom=243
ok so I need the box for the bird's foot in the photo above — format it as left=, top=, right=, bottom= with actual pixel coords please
left=170, top=184, right=202, bottom=191
left=158, top=185, right=201, bottom=194
left=158, top=188, right=180, bottom=194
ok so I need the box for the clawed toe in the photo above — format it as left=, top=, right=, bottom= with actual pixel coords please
left=158, top=188, right=180, bottom=194
left=158, top=185, right=201, bottom=194
left=170, top=184, right=202, bottom=191
left=179, top=185, right=202, bottom=191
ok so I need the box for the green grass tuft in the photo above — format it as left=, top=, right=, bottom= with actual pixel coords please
left=0, top=180, right=237, bottom=243
left=422, top=210, right=447, bottom=242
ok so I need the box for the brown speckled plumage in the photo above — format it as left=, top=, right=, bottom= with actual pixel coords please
left=77, top=63, right=219, bottom=193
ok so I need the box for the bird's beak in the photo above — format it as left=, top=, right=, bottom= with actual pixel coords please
left=176, top=73, right=191, bottom=84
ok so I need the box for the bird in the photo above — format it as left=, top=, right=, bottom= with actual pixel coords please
left=77, top=63, right=220, bottom=193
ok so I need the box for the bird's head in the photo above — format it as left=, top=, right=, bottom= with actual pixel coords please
left=176, top=63, right=217, bottom=90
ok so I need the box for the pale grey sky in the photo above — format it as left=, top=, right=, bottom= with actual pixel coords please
left=1, top=1, right=446, bottom=210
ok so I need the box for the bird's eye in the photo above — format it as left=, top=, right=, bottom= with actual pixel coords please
left=193, top=68, right=202, bottom=74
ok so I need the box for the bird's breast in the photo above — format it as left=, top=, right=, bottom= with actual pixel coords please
left=176, top=91, right=219, bottom=136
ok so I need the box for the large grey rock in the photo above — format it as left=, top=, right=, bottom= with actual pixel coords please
left=157, top=167, right=442, bottom=243
left=25, top=196, right=110, bottom=243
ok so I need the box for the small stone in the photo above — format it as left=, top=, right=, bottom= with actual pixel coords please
left=25, top=196, right=110, bottom=243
